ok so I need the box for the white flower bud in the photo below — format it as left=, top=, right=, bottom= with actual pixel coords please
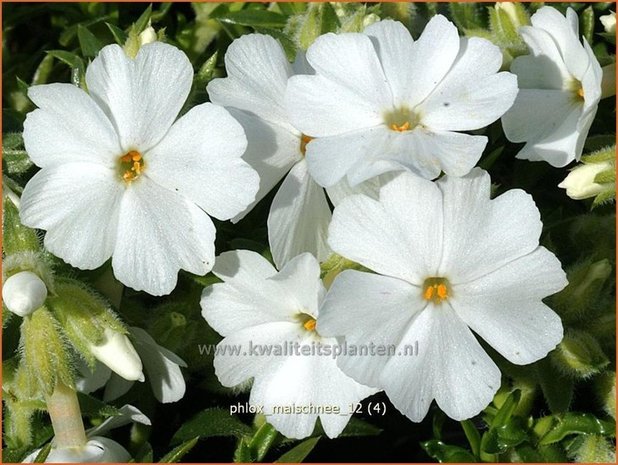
left=2, top=271, right=47, bottom=317
left=601, top=11, right=616, bottom=34
left=23, top=436, right=130, bottom=463
left=558, top=162, right=613, bottom=200
left=495, top=2, right=526, bottom=28
left=89, top=328, right=144, bottom=382
left=138, top=25, right=157, bottom=46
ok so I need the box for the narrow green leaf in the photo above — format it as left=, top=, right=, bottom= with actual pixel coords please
left=248, top=423, right=278, bottom=462
left=171, top=408, right=252, bottom=445
left=159, top=437, right=199, bottom=463
left=134, top=4, right=153, bottom=33
left=76, top=392, right=121, bottom=418
left=211, top=9, right=287, bottom=29
left=539, top=413, right=616, bottom=445
left=421, top=440, right=477, bottom=463
left=233, top=437, right=253, bottom=463
left=31, top=54, right=55, bottom=86
left=77, top=25, right=103, bottom=58
left=33, top=442, right=52, bottom=463
left=460, top=420, right=481, bottom=457
left=338, top=417, right=382, bottom=437
left=535, top=357, right=574, bottom=413
left=275, top=437, right=320, bottom=463
left=106, top=22, right=129, bottom=44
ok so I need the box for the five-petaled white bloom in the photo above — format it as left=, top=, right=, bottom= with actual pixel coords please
left=208, top=34, right=392, bottom=268
left=20, top=42, right=259, bottom=296
left=317, top=169, right=568, bottom=422
left=200, top=250, right=376, bottom=439
left=501, top=7, right=602, bottom=167
left=285, top=17, right=518, bottom=187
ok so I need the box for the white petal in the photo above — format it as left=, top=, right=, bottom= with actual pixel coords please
left=318, top=270, right=424, bottom=387
left=328, top=173, right=443, bottom=284
left=531, top=7, right=589, bottom=79
left=362, top=20, right=415, bottom=104
left=75, top=361, right=112, bottom=395
left=112, top=177, right=215, bottom=296
left=207, top=34, right=294, bottom=126
left=202, top=250, right=298, bottom=335
left=271, top=253, right=324, bottom=317
left=398, top=14, right=461, bottom=108
left=131, top=327, right=186, bottom=403
left=20, top=163, right=123, bottom=270
left=502, top=89, right=578, bottom=143
left=2, top=271, right=47, bottom=317
left=421, top=72, right=517, bottom=131
left=89, top=328, right=143, bottom=381
left=380, top=304, right=501, bottom=422
left=145, top=102, right=259, bottom=221
left=581, top=39, right=603, bottom=114
left=437, top=169, right=542, bottom=283
left=268, top=161, right=332, bottom=268
left=24, top=438, right=130, bottom=463
left=102, top=374, right=133, bottom=402
left=326, top=172, right=398, bottom=207
left=213, top=321, right=303, bottom=387
left=87, top=404, right=151, bottom=437
left=228, top=109, right=301, bottom=222
left=452, top=247, right=566, bottom=365
left=85, top=43, right=193, bottom=152
left=24, top=84, right=120, bottom=168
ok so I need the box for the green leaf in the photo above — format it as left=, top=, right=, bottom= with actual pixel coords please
left=3, top=197, right=40, bottom=256
left=159, top=437, right=199, bottom=463
left=460, top=420, right=481, bottom=457
left=421, top=440, right=477, bottom=463
left=275, top=437, right=320, bottom=463
left=46, top=50, right=82, bottom=68
left=76, top=392, right=121, bottom=418
left=492, top=390, right=521, bottom=428
left=535, top=357, right=574, bottom=413
left=196, top=51, right=218, bottom=86
left=539, top=413, right=616, bottom=445
left=77, top=24, right=103, bottom=58
left=171, top=408, right=252, bottom=445
left=106, top=22, right=128, bottom=44
left=338, top=417, right=382, bottom=437
left=134, top=4, right=153, bottom=33
left=248, top=423, right=279, bottom=462
left=581, top=6, right=595, bottom=45
left=33, top=442, right=52, bottom=463
left=211, top=9, right=287, bottom=29
left=32, top=54, right=55, bottom=86
left=233, top=437, right=253, bottom=463
left=449, top=3, right=485, bottom=31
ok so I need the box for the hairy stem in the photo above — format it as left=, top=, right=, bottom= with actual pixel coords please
left=47, top=382, right=87, bottom=449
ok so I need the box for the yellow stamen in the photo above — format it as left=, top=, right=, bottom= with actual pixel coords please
left=300, top=134, right=313, bottom=156
left=423, top=286, right=434, bottom=300
left=577, top=87, right=585, bottom=99
left=303, top=318, right=317, bottom=332
left=422, top=278, right=451, bottom=304
left=390, top=121, right=411, bottom=132
left=119, top=150, right=144, bottom=183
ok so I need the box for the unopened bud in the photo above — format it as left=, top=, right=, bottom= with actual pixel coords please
left=559, top=161, right=614, bottom=200
left=600, top=11, right=616, bottom=34
left=552, top=330, right=609, bottom=378
left=89, top=328, right=143, bottom=382
left=3, top=271, right=47, bottom=317
left=23, top=436, right=130, bottom=463
left=138, top=25, right=157, bottom=46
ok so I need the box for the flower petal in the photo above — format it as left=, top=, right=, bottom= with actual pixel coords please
left=451, top=247, right=566, bottom=365
left=268, top=161, right=332, bottom=268
left=228, top=109, right=301, bottom=222
left=436, top=169, right=542, bottom=283
left=207, top=34, right=294, bottom=127
left=85, top=43, right=193, bottom=152
left=380, top=303, right=501, bottom=422
left=271, top=253, right=324, bottom=317
left=112, top=177, right=215, bottom=296
left=329, top=173, right=443, bottom=284
left=202, top=250, right=298, bottom=335
left=146, top=103, right=259, bottom=221
left=20, top=163, right=123, bottom=269
left=318, top=270, right=424, bottom=388
left=325, top=172, right=399, bottom=207
left=131, top=327, right=186, bottom=403
left=24, top=84, right=121, bottom=168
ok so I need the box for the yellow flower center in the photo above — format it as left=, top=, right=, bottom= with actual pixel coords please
left=384, top=107, right=420, bottom=133
left=297, top=312, right=318, bottom=332
left=568, top=79, right=585, bottom=102
left=119, top=150, right=144, bottom=183
left=300, top=134, right=313, bottom=156
left=422, top=277, right=451, bottom=304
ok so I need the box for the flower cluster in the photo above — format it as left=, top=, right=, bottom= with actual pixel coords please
left=5, top=2, right=615, bottom=461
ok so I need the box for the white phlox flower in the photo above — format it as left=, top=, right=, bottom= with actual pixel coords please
left=318, top=169, right=568, bottom=422
left=77, top=327, right=187, bottom=404
left=285, top=17, right=518, bottom=188
left=501, top=7, right=603, bottom=166
left=207, top=33, right=395, bottom=268
left=20, top=42, right=259, bottom=296
left=200, top=250, right=377, bottom=439
left=2, top=271, right=48, bottom=317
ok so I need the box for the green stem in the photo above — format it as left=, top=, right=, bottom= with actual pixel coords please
left=601, top=63, right=616, bottom=99
left=47, top=382, right=87, bottom=449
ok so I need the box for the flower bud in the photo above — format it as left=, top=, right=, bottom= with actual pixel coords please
left=22, top=436, right=130, bottom=463
left=600, top=11, right=616, bottom=34
left=138, top=25, right=157, bottom=46
left=3, top=271, right=47, bottom=317
left=494, top=2, right=529, bottom=29
left=558, top=162, right=614, bottom=200
left=89, top=328, right=143, bottom=382
left=551, top=330, right=609, bottom=378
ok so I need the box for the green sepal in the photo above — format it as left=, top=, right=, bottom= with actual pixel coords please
left=2, top=197, right=41, bottom=256
left=567, top=434, right=616, bottom=462
left=551, top=330, right=610, bottom=378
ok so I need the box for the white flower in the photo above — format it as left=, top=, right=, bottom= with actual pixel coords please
left=200, top=251, right=376, bottom=439
left=20, top=42, right=259, bottom=296
left=600, top=11, right=616, bottom=34
left=318, top=169, right=567, bottom=421
left=207, top=34, right=393, bottom=267
left=558, top=161, right=615, bottom=200
left=285, top=17, right=517, bottom=188
left=77, top=327, right=187, bottom=403
left=501, top=7, right=602, bottom=167
left=88, top=328, right=144, bottom=382
left=22, top=436, right=130, bottom=463
left=2, top=271, right=47, bottom=317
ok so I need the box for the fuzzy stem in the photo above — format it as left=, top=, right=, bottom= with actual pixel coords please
left=47, top=382, right=87, bottom=449
left=601, top=63, right=616, bottom=99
